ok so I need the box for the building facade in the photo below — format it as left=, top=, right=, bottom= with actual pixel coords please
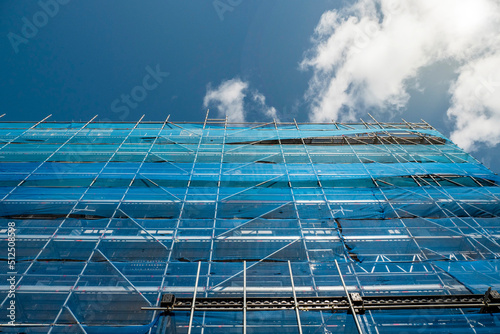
left=1, top=116, right=500, bottom=333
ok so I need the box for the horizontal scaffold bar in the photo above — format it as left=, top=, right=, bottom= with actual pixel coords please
left=142, top=288, right=500, bottom=314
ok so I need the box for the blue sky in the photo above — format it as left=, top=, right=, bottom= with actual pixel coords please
left=1, top=0, right=499, bottom=172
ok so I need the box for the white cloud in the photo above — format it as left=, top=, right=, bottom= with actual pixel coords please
left=252, top=92, right=279, bottom=121
left=448, top=54, right=500, bottom=150
left=203, top=78, right=248, bottom=123
left=203, top=78, right=278, bottom=122
left=302, top=0, right=500, bottom=149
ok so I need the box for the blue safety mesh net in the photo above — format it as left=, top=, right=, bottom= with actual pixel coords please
left=0, top=120, right=499, bottom=333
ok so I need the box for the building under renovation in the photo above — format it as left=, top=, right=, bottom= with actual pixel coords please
left=1, top=114, right=500, bottom=333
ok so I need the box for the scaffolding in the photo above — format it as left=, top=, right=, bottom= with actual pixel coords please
left=0, top=112, right=500, bottom=333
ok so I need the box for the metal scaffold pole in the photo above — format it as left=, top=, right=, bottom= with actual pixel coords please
left=335, top=260, right=364, bottom=334
left=243, top=261, right=247, bottom=334
left=288, top=260, right=303, bottom=334
left=188, top=261, right=202, bottom=334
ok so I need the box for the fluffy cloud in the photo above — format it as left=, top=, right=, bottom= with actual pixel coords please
left=203, top=78, right=278, bottom=122
left=301, top=0, right=500, bottom=150
left=448, top=55, right=500, bottom=150
left=203, top=78, right=248, bottom=123
left=252, top=92, right=279, bottom=121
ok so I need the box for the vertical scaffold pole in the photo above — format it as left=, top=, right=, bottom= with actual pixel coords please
left=243, top=261, right=247, bottom=334
left=334, top=260, right=363, bottom=334
left=188, top=261, right=202, bottom=334
left=288, top=260, right=303, bottom=334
